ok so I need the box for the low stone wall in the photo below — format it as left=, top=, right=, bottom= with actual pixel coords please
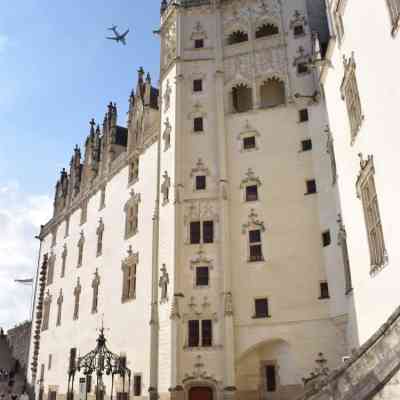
left=298, top=305, right=400, bottom=400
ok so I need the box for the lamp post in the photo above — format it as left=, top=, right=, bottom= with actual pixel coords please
left=67, top=328, right=131, bottom=400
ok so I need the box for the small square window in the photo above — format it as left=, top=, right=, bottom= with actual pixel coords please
left=194, top=39, right=204, bottom=49
left=246, top=185, right=258, bottom=201
left=305, top=179, right=317, bottom=194
left=254, top=298, right=269, bottom=318
left=194, top=117, right=203, bottom=132
left=301, top=139, right=312, bottom=152
left=319, top=281, right=330, bottom=299
left=196, top=175, right=206, bottom=190
left=243, top=136, right=256, bottom=150
left=193, top=79, right=203, bottom=92
left=299, top=108, right=309, bottom=122
left=203, top=221, right=214, bottom=243
left=196, top=267, right=209, bottom=287
left=297, top=62, right=309, bottom=74
left=190, top=221, right=201, bottom=244
left=294, top=25, right=305, bottom=36
left=322, top=230, right=331, bottom=247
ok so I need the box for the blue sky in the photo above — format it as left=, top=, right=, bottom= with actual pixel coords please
left=0, top=0, right=160, bottom=329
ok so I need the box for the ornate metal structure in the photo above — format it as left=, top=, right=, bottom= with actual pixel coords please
left=67, top=328, right=131, bottom=400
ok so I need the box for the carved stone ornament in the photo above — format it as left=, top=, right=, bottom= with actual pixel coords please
left=122, top=245, right=139, bottom=268
left=240, top=168, right=261, bottom=189
left=163, top=21, right=176, bottom=67
left=159, top=264, right=170, bottom=304
left=190, top=158, right=210, bottom=177
left=292, top=46, right=311, bottom=72
left=163, top=80, right=172, bottom=112
left=224, top=292, right=234, bottom=316
left=162, top=118, right=172, bottom=151
left=242, top=209, right=266, bottom=234
left=191, top=21, right=208, bottom=40
left=183, top=355, right=218, bottom=384
left=289, top=10, right=308, bottom=30
left=183, top=296, right=218, bottom=322
left=161, top=171, right=171, bottom=205
left=187, top=101, right=207, bottom=120
left=184, top=201, right=219, bottom=226
left=190, top=246, right=213, bottom=270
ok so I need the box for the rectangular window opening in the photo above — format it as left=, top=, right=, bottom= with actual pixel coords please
left=196, top=175, right=206, bottom=190
left=196, top=266, right=209, bottom=287
left=254, top=298, right=269, bottom=318
left=193, top=79, right=203, bottom=92
left=246, top=185, right=258, bottom=201
left=203, top=221, right=214, bottom=243
left=188, top=320, right=200, bottom=347
left=194, top=117, right=204, bottom=132
left=319, top=281, right=330, bottom=299
left=201, top=320, right=212, bottom=347
left=265, top=365, right=277, bottom=392
left=299, top=108, right=309, bottom=122
left=322, top=230, right=331, bottom=247
left=194, top=39, right=204, bottom=48
left=301, top=139, right=312, bottom=152
left=243, top=136, right=256, bottom=150
left=305, top=179, right=317, bottom=194
left=133, top=375, right=142, bottom=396
left=190, top=221, right=201, bottom=244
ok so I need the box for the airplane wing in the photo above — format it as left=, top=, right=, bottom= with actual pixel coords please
left=106, top=36, right=119, bottom=41
left=121, top=29, right=130, bottom=38
left=15, top=278, right=34, bottom=284
left=121, top=37, right=127, bottom=45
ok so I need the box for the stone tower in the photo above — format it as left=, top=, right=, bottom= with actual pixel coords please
left=152, top=1, right=351, bottom=400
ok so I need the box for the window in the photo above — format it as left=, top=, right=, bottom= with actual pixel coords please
left=194, top=39, right=204, bottom=48
left=190, top=221, right=201, bottom=244
left=201, top=320, right=212, bottom=347
left=297, top=62, right=309, bottom=74
left=196, top=266, right=209, bottom=287
left=293, top=25, right=305, bottom=36
left=99, top=186, right=106, bottom=209
left=47, top=253, right=56, bottom=286
left=64, top=216, right=70, bottom=238
left=188, top=319, right=212, bottom=347
left=322, top=230, right=331, bottom=247
left=203, top=221, right=214, bottom=243
left=56, top=290, right=63, bottom=327
left=128, top=158, right=139, bottom=184
left=386, top=0, right=400, bottom=35
left=301, top=139, right=312, bottom=152
left=265, top=365, right=276, bottom=392
left=193, top=79, right=203, bottom=92
left=96, top=219, right=104, bottom=257
left=232, top=84, right=253, bottom=113
left=341, top=54, right=363, bottom=143
left=255, top=23, right=279, bottom=38
left=48, top=354, right=52, bottom=370
left=357, top=155, right=387, bottom=274
left=246, top=185, right=258, bottom=201
left=243, top=136, right=256, bottom=150
left=133, top=375, right=142, bottom=396
left=124, top=191, right=140, bottom=239
left=77, top=232, right=85, bottom=267
left=260, top=78, right=285, bottom=108
left=51, top=228, right=57, bottom=247
left=42, top=293, right=51, bottom=331
left=249, top=229, right=263, bottom=262
left=91, top=271, right=100, bottom=314
left=61, top=245, right=67, bottom=278
left=305, top=179, right=317, bottom=194
left=122, top=263, right=137, bottom=302
left=80, top=200, right=88, bottom=225
left=196, top=175, right=206, bottom=190
left=193, top=117, right=203, bottom=132
left=299, top=108, right=309, bottom=122
left=254, top=298, right=269, bottom=318
left=69, top=348, right=77, bottom=373
left=319, top=281, right=330, bottom=299
left=73, top=279, right=81, bottom=320
left=190, top=221, right=214, bottom=244
left=188, top=320, right=200, bottom=347
left=227, top=30, right=248, bottom=45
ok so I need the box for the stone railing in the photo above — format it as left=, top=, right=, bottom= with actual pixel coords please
left=298, top=305, right=400, bottom=399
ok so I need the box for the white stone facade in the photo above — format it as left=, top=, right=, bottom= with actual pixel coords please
left=27, top=1, right=357, bottom=400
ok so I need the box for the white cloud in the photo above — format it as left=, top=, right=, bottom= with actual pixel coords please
left=0, top=182, right=52, bottom=330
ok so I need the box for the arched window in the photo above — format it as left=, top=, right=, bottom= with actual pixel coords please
left=227, top=30, right=248, bottom=45
left=255, top=23, right=279, bottom=38
left=260, top=78, right=285, bottom=108
left=232, top=84, right=253, bottom=113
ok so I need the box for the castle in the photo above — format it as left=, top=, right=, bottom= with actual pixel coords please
left=27, top=1, right=400, bottom=400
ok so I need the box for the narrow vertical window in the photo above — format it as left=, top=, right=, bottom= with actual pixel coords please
left=188, top=320, right=200, bottom=347
left=305, top=179, right=317, bottom=194
left=56, top=289, right=63, bottom=327
left=193, top=117, right=204, bottom=132
left=196, top=266, right=209, bottom=287
left=96, top=218, right=104, bottom=257
left=69, top=348, right=77, bottom=373
left=73, top=278, right=81, bottom=320
left=322, top=230, right=331, bottom=247
left=190, top=221, right=201, bottom=244
left=61, top=245, right=67, bottom=278
left=203, top=221, right=214, bottom=243
left=299, top=108, right=309, bottom=122
left=99, top=185, right=106, bottom=209
left=265, top=365, right=277, bottom=392
left=77, top=231, right=85, bottom=267
left=133, top=375, right=142, bottom=396
left=357, top=155, right=387, bottom=274
left=42, top=291, right=52, bottom=331
left=91, top=270, right=100, bottom=314
left=249, top=230, right=263, bottom=262
left=201, top=320, right=212, bottom=347
left=47, top=253, right=56, bottom=286
left=319, top=281, right=330, bottom=299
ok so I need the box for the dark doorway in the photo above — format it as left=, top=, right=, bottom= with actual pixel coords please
left=189, top=387, right=213, bottom=400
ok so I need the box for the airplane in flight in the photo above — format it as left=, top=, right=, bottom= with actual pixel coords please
left=106, top=25, right=130, bottom=45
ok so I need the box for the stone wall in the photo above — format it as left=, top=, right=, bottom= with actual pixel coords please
left=7, top=321, right=32, bottom=372
left=297, top=305, right=400, bottom=400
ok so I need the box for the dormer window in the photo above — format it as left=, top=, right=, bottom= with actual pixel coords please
left=255, top=23, right=279, bottom=38
left=227, top=30, right=248, bottom=45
